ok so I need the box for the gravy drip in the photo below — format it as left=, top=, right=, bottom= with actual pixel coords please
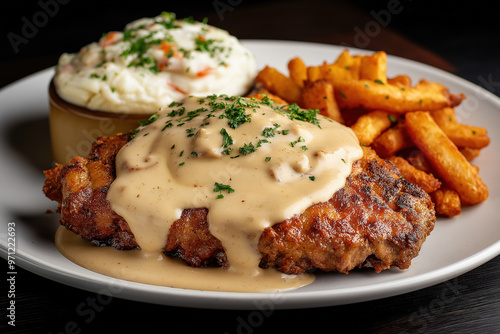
left=55, top=226, right=312, bottom=292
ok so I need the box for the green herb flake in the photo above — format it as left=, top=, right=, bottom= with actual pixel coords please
left=128, top=129, right=139, bottom=141
left=139, top=113, right=159, bottom=127
left=239, top=142, right=256, bottom=155
left=284, top=104, right=320, bottom=126
left=213, top=182, right=235, bottom=199
left=186, top=127, right=197, bottom=137
left=220, top=130, right=233, bottom=155
left=261, top=127, right=276, bottom=138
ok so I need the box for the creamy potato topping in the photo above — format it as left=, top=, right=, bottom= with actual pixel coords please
left=53, top=12, right=257, bottom=113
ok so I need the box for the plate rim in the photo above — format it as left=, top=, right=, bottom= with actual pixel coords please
left=1, top=39, right=499, bottom=310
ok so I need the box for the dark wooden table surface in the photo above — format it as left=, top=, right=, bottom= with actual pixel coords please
left=1, top=1, right=499, bottom=333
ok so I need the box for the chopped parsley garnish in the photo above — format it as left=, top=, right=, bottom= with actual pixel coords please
left=219, top=97, right=256, bottom=129
left=239, top=142, right=256, bottom=155
left=374, top=79, right=385, bottom=85
left=139, top=113, right=159, bottom=126
left=105, top=12, right=228, bottom=74
left=133, top=95, right=328, bottom=162
left=257, top=139, right=270, bottom=147
left=261, top=127, right=276, bottom=138
left=129, top=130, right=139, bottom=141
left=283, top=103, right=320, bottom=126
left=128, top=114, right=160, bottom=141
left=213, top=182, right=234, bottom=199
left=290, top=136, right=305, bottom=148
left=186, top=127, right=197, bottom=137
left=220, top=128, right=233, bottom=155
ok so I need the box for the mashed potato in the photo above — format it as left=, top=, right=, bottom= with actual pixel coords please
left=53, top=12, right=257, bottom=114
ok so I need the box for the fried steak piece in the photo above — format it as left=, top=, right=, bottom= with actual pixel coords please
left=259, top=148, right=435, bottom=274
left=43, top=134, right=435, bottom=275
left=43, top=133, right=138, bottom=250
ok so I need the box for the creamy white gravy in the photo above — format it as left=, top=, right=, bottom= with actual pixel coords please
left=57, top=95, right=362, bottom=292
left=55, top=226, right=312, bottom=292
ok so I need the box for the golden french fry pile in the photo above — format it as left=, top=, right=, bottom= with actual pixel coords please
left=251, top=50, right=490, bottom=217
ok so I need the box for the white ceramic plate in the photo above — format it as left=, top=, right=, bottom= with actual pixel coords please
left=0, top=40, right=499, bottom=310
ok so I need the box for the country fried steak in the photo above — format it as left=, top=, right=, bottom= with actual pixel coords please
left=43, top=133, right=435, bottom=275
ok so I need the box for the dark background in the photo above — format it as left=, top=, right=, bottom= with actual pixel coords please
left=1, top=1, right=500, bottom=333
left=2, top=0, right=500, bottom=93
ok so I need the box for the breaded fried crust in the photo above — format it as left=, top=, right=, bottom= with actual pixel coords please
left=43, top=133, right=138, bottom=250
left=259, top=149, right=435, bottom=274
left=165, top=208, right=227, bottom=268
left=43, top=136, right=435, bottom=275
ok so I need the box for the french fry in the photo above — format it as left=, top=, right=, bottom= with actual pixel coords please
left=252, top=50, right=490, bottom=216
left=247, top=91, right=289, bottom=105
left=430, top=107, right=490, bottom=149
left=387, top=75, right=412, bottom=88
left=372, top=123, right=413, bottom=157
left=388, top=156, right=441, bottom=193
left=334, top=50, right=362, bottom=70
left=335, top=79, right=465, bottom=113
left=307, top=61, right=359, bottom=84
left=405, top=111, right=488, bottom=205
left=431, top=184, right=461, bottom=217
left=359, top=51, right=387, bottom=83
left=301, top=80, right=343, bottom=123
left=254, top=66, right=302, bottom=103
left=350, top=110, right=393, bottom=146
left=288, top=57, right=308, bottom=88
left=459, top=147, right=481, bottom=161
